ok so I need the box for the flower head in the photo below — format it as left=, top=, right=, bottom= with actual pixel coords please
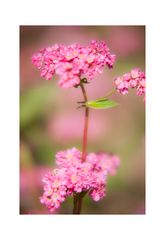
left=40, top=147, right=120, bottom=211
left=114, top=68, right=145, bottom=98
left=32, top=41, right=116, bottom=88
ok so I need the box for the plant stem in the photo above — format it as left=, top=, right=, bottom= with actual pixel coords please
left=101, top=88, right=116, bottom=99
left=72, top=82, right=89, bottom=214
left=73, top=195, right=82, bottom=214
left=79, top=82, right=89, bottom=162
left=73, top=195, right=78, bottom=214
left=73, top=192, right=86, bottom=214
left=77, top=197, right=83, bottom=214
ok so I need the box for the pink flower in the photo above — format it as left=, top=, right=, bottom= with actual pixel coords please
left=114, top=68, right=145, bottom=98
left=114, top=77, right=129, bottom=95
left=40, top=147, right=120, bottom=211
left=56, top=147, right=81, bottom=167
left=32, top=41, right=115, bottom=88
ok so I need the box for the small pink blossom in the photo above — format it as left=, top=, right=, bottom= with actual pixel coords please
left=114, top=68, right=145, bottom=98
left=40, top=147, right=120, bottom=211
left=32, top=41, right=115, bottom=88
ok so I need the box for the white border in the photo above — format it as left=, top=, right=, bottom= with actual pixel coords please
left=1, top=0, right=165, bottom=239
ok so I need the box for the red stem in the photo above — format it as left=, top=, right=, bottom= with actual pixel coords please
left=82, top=107, right=89, bottom=161
left=79, top=83, right=89, bottom=162
left=72, top=83, right=89, bottom=214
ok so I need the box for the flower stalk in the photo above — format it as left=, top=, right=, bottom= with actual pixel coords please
left=72, top=82, right=89, bottom=214
left=73, top=191, right=87, bottom=214
left=79, top=82, right=89, bottom=162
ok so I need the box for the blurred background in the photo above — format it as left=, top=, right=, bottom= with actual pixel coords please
left=20, top=26, right=145, bottom=214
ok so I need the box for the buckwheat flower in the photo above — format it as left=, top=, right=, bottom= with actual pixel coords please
left=114, top=68, right=145, bottom=97
left=114, top=77, right=129, bottom=95
left=90, top=184, right=106, bottom=201
left=136, top=75, right=145, bottom=96
left=56, top=147, right=82, bottom=167
left=40, top=147, right=120, bottom=211
left=32, top=40, right=115, bottom=88
left=95, top=153, right=120, bottom=176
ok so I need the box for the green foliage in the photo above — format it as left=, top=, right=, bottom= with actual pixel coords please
left=86, top=98, right=118, bottom=109
left=20, top=83, right=55, bottom=129
left=20, top=142, right=34, bottom=168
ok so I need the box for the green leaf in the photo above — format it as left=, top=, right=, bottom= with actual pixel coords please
left=86, top=98, right=118, bottom=109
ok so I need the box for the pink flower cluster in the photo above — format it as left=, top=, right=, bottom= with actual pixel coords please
left=32, top=40, right=116, bottom=88
left=114, top=68, right=145, bottom=96
left=40, top=147, right=120, bottom=212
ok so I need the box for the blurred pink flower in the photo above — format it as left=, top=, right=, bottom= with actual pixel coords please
left=108, top=27, right=144, bottom=57
left=20, top=45, right=42, bottom=90
left=47, top=110, right=108, bottom=143
left=32, top=40, right=115, bottom=88
left=40, top=147, right=120, bottom=212
left=41, top=26, right=99, bottom=46
left=20, top=166, right=51, bottom=192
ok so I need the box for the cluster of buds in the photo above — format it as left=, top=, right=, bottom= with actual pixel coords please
left=114, top=68, right=145, bottom=97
